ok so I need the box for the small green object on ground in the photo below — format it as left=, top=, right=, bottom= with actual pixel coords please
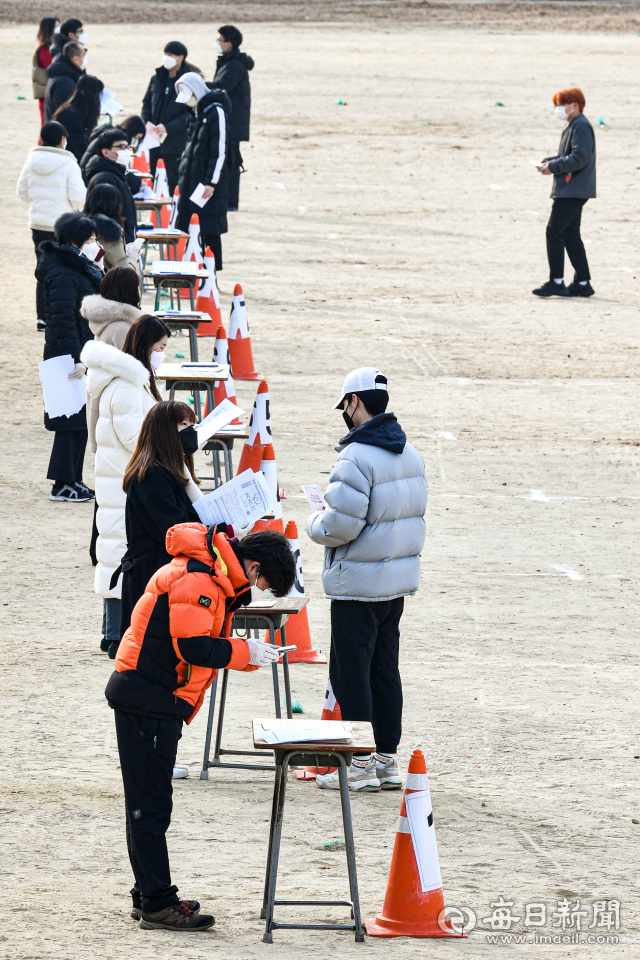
left=597, top=116, right=605, bottom=125
left=16, top=94, right=26, bottom=100
left=494, top=100, right=504, bottom=106
left=319, top=837, right=345, bottom=851
left=175, top=352, right=185, bottom=358
left=283, top=697, right=304, bottom=713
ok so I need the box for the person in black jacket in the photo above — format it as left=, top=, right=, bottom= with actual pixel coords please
left=175, top=74, right=230, bottom=271
left=117, top=401, right=203, bottom=645
left=44, top=41, right=85, bottom=121
left=80, top=118, right=145, bottom=198
left=141, top=42, right=203, bottom=196
left=52, top=74, right=103, bottom=162
left=50, top=18, right=85, bottom=60
left=36, top=212, right=102, bottom=502
left=84, top=128, right=137, bottom=243
left=213, top=25, right=253, bottom=211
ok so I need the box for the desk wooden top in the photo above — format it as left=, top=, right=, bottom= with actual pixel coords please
left=239, top=597, right=309, bottom=616
left=137, top=230, right=188, bottom=240
left=252, top=719, right=375, bottom=753
left=203, top=429, right=248, bottom=442
left=157, top=363, right=229, bottom=382
left=135, top=197, right=173, bottom=207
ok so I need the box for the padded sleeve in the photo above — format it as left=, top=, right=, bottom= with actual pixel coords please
left=176, top=634, right=232, bottom=668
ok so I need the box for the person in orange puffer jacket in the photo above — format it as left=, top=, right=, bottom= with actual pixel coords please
left=105, top=521, right=296, bottom=932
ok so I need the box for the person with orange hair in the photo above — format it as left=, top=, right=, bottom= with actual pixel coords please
left=533, top=87, right=596, bottom=298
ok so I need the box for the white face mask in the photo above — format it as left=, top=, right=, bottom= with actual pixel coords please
left=555, top=104, right=570, bottom=121
left=81, top=55, right=88, bottom=70
left=150, top=350, right=165, bottom=370
left=116, top=148, right=130, bottom=167
left=163, top=54, right=178, bottom=70
left=82, top=240, right=101, bottom=261
left=53, top=24, right=60, bottom=33
left=78, top=30, right=88, bottom=44
left=186, top=94, right=198, bottom=108
left=214, top=42, right=223, bottom=55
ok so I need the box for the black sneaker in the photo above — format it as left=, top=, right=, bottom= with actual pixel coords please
left=50, top=483, right=92, bottom=502
left=100, top=636, right=111, bottom=652
left=132, top=900, right=200, bottom=921
left=74, top=481, right=95, bottom=499
left=139, top=901, right=214, bottom=931
left=567, top=280, right=595, bottom=297
left=108, top=639, right=120, bottom=660
left=37, top=320, right=46, bottom=332
left=532, top=280, right=570, bottom=298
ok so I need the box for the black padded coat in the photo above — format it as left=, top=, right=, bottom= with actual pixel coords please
left=141, top=60, right=203, bottom=157
left=84, top=155, right=137, bottom=243
left=44, top=56, right=83, bottom=122
left=35, top=242, right=102, bottom=431
left=176, top=88, right=231, bottom=237
left=212, top=50, right=253, bottom=142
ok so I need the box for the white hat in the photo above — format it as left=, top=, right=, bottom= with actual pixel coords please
left=333, top=367, right=388, bottom=409
left=175, top=73, right=210, bottom=104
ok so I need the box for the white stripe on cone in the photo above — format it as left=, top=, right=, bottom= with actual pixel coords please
left=198, top=251, right=221, bottom=311
left=153, top=164, right=169, bottom=198
left=260, top=448, right=282, bottom=520
left=213, top=329, right=236, bottom=400
left=182, top=218, right=204, bottom=266
left=229, top=288, right=250, bottom=339
left=285, top=532, right=304, bottom=598
left=248, top=384, right=272, bottom=445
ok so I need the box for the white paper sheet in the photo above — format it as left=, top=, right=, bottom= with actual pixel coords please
left=260, top=719, right=352, bottom=744
left=195, top=398, right=244, bottom=448
left=189, top=182, right=210, bottom=208
left=38, top=355, right=86, bottom=419
left=100, top=89, right=123, bottom=116
left=193, top=469, right=273, bottom=530
left=301, top=484, right=327, bottom=511
left=150, top=260, right=203, bottom=276
left=405, top=789, right=443, bottom=893
left=138, top=131, right=161, bottom=154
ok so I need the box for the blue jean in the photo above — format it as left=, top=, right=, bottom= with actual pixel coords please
left=102, top=598, right=122, bottom=641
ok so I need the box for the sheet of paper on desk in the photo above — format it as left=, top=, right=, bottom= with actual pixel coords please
left=193, top=468, right=272, bottom=530
left=301, top=484, right=327, bottom=511
left=150, top=260, right=202, bottom=276
left=139, top=183, right=158, bottom=201
left=38, top=355, right=86, bottom=419
left=260, top=719, right=352, bottom=744
left=195, top=398, right=244, bottom=448
left=189, top=183, right=210, bottom=208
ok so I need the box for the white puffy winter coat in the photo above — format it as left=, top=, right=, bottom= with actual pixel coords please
left=81, top=340, right=157, bottom=599
left=17, top=146, right=86, bottom=231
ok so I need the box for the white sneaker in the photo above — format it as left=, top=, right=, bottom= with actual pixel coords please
left=172, top=765, right=188, bottom=779
left=376, top=757, right=402, bottom=790
left=316, top=759, right=380, bottom=792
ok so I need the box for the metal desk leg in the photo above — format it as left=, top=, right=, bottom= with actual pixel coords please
left=268, top=623, right=282, bottom=718
left=213, top=668, right=230, bottom=763
left=223, top=440, right=233, bottom=481
left=261, top=755, right=284, bottom=919
left=262, top=754, right=288, bottom=943
left=212, top=448, right=220, bottom=488
left=337, top=756, right=364, bottom=941
left=280, top=624, right=293, bottom=720
left=200, top=672, right=219, bottom=780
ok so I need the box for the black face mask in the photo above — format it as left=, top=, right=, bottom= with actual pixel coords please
left=179, top=425, right=199, bottom=456
left=342, top=410, right=355, bottom=431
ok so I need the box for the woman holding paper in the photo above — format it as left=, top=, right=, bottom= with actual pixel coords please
left=52, top=75, right=104, bottom=163
left=37, top=211, right=103, bottom=502
left=81, top=314, right=169, bottom=656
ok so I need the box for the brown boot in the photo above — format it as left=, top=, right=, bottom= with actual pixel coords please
left=139, top=901, right=214, bottom=931
left=131, top=899, right=200, bottom=921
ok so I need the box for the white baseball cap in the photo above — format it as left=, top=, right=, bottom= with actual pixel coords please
left=333, top=367, right=388, bottom=409
left=175, top=84, right=194, bottom=103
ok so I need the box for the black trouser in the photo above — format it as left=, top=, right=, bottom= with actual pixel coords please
left=46, top=428, right=87, bottom=484
left=546, top=198, right=590, bottom=282
left=227, top=139, right=243, bottom=210
left=32, top=228, right=55, bottom=319
left=329, top=597, right=404, bottom=754
left=148, top=148, right=181, bottom=197
left=114, top=709, right=183, bottom=912
left=200, top=233, right=222, bottom=272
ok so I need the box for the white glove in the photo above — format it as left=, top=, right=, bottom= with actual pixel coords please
left=126, top=238, right=145, bottom=258
left=247, top=638, right=281, bottom=666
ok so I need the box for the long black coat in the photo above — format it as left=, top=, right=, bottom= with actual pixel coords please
left=141, top=60, right=202, bottom=157
left=176, top=89, right=231, bottom=236
left=54, top=103, right=89, bottom=161
left=44, top=56, right=83, bottom=122
left=119, top=464, right=201, bottom=638
left=84, top=155, right=137, bottom=243
left=213, top=50, right=253, bottom=142
left=35, top=242, right=102, bottom=431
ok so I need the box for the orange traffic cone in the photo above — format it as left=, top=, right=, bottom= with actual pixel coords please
left=260, top=444, right=282, bottom=521
left=236, top=442, right=265, bottom=476
left=195, top=248, right=222, bottom=335
left=364, top=750, right=465, bottom=939
left=278, top=520, right=326, bottom=664
left=201, top=325, right=244, bottom=420
left=228, top=284, right=260, bottom=380
left=295, top=680, right=338, bottom=780
left=168, top=186, right=180, bottom=234
left=252, top=517, right=284, bottom=534
left=247, top=380, right=272, bottom=445
left=132, top=138, right=150, bottom=174
left=153, top=160, right=170, bottom=227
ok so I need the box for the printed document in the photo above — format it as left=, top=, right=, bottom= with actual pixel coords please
left=38, top=355, right=86, bottom=419
left=193, top=469, right=273, bottom=530
left=259, top=719, right=352, bottom=745
left=195, top=398, right=244, bottom=448
left=301, top=484, right=327, bottom=511
left=189, top=183, right=210, bottom=208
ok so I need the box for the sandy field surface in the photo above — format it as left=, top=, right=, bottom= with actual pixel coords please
left=1, top=17, right=639, bottom=960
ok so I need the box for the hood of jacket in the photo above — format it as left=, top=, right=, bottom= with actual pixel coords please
left=165, top=522, right=251, bottom=596
left=90, top=213, right=123, bottom=244
left=46, top=55, right=81, bottom=80
left=337, top=412, right=406, bottom=455
left=35, top=240, right=102, bottom=283
left=199, top=87, right=232, bottom=116
left=27, top=146, right=75, bottom=176
left=80, top=294, right=140, bottom=335
left=82, top=339, right=150, bottom=401
left=218, top=50, right=254, bottom=71
left=85, top=154, right=126, bottom=182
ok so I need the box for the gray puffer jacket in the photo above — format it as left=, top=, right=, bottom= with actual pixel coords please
left=306, top=414, right=427, bottom=601
left=547, top=113, right=596, bottom=200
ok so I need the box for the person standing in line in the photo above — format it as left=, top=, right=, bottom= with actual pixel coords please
left=17, top=120, right=87, bottom=331
left=141, top=42, right=203, bottom=196
left=50, top=17, right=86, bottom=60
left=84, top=183, right=142, bottom=272
left=81, top=315, right=169, bottom=656
left=212, top=25, right=253, bottom=212
left=306, top=368, right=428, bottom=793
left=52, top=74, right=104, bottom=162
left=84, top=129, right=138, bottom=243
left=44, top=40, right=86, bottom=121
left=175, top=73, right=230, bottom=272
left=533, top=87, right=596, bottom=299
left=33, top=17, right=59, bottom=125
left=35, top=212, right=103, bottom=502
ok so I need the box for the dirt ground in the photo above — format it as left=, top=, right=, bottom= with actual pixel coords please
left=1, top=15, right=639, bottom=960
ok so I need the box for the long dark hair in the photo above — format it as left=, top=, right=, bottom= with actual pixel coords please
left=101, top=266, right=140, bottom=308
left=53, top=75, right=104, bottom=133
left=85, top=182, right=124, bottom=226
left=122, top=314, right=170, bottom=402
left=123, top=400, right=197, bottom=492
left=37, top=17, right=58, bottom=46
